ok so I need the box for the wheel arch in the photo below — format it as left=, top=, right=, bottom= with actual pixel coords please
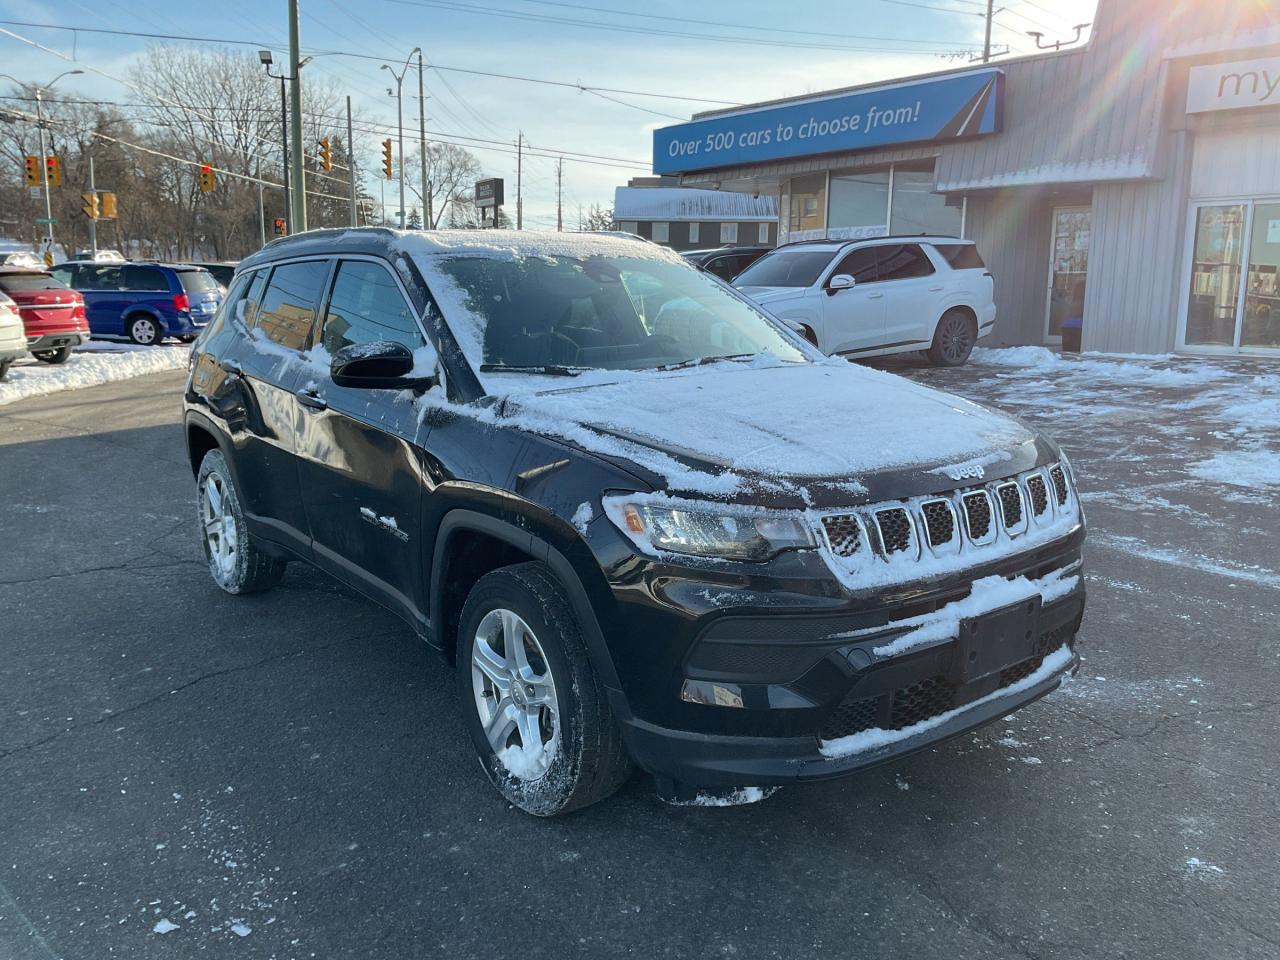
left=430, top=509, right=622, bottom=691
left=124, top=307, right=166, bottom=335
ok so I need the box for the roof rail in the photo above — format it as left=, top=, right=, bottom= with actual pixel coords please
left=775, top=233, right=965, bottom=250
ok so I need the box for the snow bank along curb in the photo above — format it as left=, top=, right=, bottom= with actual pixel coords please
left=0, top=344, right=191, bottom=407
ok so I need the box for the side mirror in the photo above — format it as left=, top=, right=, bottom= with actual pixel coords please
left=330, top=340, right=438, bottom=392
left=826, top=274, right=855, bottom=295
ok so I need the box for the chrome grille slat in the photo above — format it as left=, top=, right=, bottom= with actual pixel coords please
left=818, top=462, right=1074, bottom=568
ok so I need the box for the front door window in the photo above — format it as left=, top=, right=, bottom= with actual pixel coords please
left=1046, top=207, right=1090, bottom=340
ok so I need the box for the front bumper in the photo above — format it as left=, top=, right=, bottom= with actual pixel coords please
left=27, top=331, right=89, bottom=351
left=608, top=541, right=1085, bottom=791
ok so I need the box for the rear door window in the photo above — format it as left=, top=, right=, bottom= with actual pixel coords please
left=123, top=265, right=170, bottom=292
left=875, top=244, right=935, bottom=281
left=256, top=259, right=330, bottom=350
left=80, top=266, right=123, bottom=291
left=320, top=260, right=424, bottom=354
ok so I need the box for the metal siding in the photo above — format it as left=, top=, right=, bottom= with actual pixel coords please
left=964, top=194, right=1053, bottom=347
left=1189, top=127, right=1280, bottom=198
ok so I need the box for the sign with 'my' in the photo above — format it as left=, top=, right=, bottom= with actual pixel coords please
left=1187, top=56, right=1280, bottom=114
left=653, top=69, right=1003, bottom=175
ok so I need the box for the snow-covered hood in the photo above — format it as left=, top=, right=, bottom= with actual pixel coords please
left=734, top=285, right=809, bottom=306
left=500, top=359, right=1037, bottom=499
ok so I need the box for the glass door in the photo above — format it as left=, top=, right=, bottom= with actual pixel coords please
left=1184, top=204, right=1247, bottom=349
left=1182, top=200, right=1280, bottom=354
left=1045, top=207, right=1091, bottom=341
left=1243, top=202, right=1280, bottom=351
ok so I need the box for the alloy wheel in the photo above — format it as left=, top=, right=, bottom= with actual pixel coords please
left=200, top=472, right=238, bottom=581
left=939, top=313, right=974, bottom=363
left=471, top=608, right=560, bottom=780
left=131, top=318, right=158, bottom=345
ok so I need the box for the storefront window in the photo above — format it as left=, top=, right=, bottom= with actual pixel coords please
left=786, top=173, right=826, bottom=240
left=1185, top=205, right=1245, bottom=348
left=828, top=168, right=889, bottom=240
left=1243, top=202, right=1280, bottom=350
left=891, top=162, right=963, bottom=236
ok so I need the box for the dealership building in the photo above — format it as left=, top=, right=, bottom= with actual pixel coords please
left=652, top=0, right=1280, bottom=357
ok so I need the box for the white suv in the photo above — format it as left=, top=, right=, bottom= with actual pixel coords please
left=733, top=236, right=995, bottom=366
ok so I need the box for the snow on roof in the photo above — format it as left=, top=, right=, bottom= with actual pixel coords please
left=395, top=228, right=685, bottom=263
left=613, top=187, right=778, bottom=223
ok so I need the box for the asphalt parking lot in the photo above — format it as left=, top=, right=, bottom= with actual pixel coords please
left=3, top=354, right=1277, bottom=960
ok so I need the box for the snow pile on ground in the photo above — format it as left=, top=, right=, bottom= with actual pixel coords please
left=970, top=348, right=1280, bottom=490
left=0, top=342, right=190, bottom=407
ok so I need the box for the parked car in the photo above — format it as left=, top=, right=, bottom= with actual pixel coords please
left=0, top=291, right=27, bottom=379
left=184, top=228, right=1084, bottom=816
left=683, top=245, right=772, bottom=282
left=186, top=261, right=238, bottom=291
left=71, top=249, right=127, bottom=264
left=733, top=236, right=996, bottom=366
left=0, top=267, right=89, bottom=363
left=0, top=251, right=42, bottom=268
left=50, top=261, right=222, bottom=345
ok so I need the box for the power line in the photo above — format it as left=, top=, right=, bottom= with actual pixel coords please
left=0, top=18, right=742, bottom=105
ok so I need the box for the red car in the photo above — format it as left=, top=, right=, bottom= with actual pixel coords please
left=0, top=266, right=90, bottom=364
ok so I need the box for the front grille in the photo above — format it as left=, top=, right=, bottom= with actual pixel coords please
left=1025, top=474, right=1049, bottom=517
left=821, top=514, right=863, bottom=558
left=875, top=508, right=914, bottom=556
left=962, top=491, right=993, bottom=541
left=1050, top=464, right=1069, bottom=506
left=921, top=499, right=957, bottom=549
left=997, top=482, right=1025, bottom=532
left=890, top=675, right=956, bottom=728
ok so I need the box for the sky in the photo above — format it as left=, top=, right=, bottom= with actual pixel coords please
left=0, top=0, right=1098, bottom=230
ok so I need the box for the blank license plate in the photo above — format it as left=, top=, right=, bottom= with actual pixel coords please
left=958, top=597, right=1041, bottom=682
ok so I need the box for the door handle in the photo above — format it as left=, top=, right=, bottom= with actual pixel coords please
left=222, top=358, right=242, bottom=378
left=929, top=285, right=944, bottom=292
left=295, top=388, right=328, bottom=411
left=868, top=292, right=885, bottom=300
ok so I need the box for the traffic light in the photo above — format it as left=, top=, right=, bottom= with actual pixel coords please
left=273, top=217, right=287, bottom=236
left=24, top=156, right=39, bottom=187
left=45, top=155, right=62, bottom=187
left=319, top=137, right=332, bottom=172
left=82, top=192, right=100, bottom=220
left=101, top=192, right=118, bottom=220
left=382, top=139, right=393, bottom=180
left=198, top=164, right=216, bottom=192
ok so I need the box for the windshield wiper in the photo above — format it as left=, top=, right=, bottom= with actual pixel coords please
left=479, top=363, right=582, bottom=377
left=654, top=353, right=759, bottom=372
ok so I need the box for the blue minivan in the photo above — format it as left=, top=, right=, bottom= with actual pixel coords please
left=50, top=261, right=222, bottom=344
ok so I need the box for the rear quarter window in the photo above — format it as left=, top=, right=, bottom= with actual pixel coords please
left=123, top=266, right=170, bottom=292
left=934, top=243, right=986, bottom=270
left=0, top=273, right=67, bottom=292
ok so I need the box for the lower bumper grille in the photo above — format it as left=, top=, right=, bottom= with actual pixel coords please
left=819, top=622, right=1077, bottom=742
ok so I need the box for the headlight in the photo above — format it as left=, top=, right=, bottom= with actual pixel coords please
left=603, top=495, right=816, bottom=561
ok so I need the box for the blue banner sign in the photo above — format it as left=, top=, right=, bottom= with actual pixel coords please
left=653, top=69, right=1003, bottom=175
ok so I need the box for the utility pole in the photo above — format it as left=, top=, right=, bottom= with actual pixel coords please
left=555, top=156, right=563, bottom=232
left=287, top=0, right=307, bottom=231
left=983, top=0, right=994, bottom=63
left=258, top=181, right=266, bottom=246
left=577, top=203, right=583, bottom=232
left=417, top=51, right=430, bottom=229
left=516, top=132, right=523, bottom=230
left=86, top=155, right=97, bottom=256
left=346, top=95, right=357, bottom=227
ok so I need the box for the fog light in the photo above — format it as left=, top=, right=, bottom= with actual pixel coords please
left=680, top=679, right=744, bottom=708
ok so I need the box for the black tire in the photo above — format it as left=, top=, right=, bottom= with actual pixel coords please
left=195, top=449, right=286, bottom=595
left=927, top=309, right=978, bottom=367
left=178, top=334, right=197, bottom=343
left=127, top=314, right=162, bottom=346
left=0, top=359, right=10, bottom=381
left=33, top=346, right=72, bottom=364
left=456, top=562, right=632, bottom=816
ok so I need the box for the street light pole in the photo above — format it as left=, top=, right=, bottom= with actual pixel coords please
left=383, top=49, right=420, bottom=231
left=417, top=50, right=429, bottom=229
left=261, top=52, right=292, bottom=231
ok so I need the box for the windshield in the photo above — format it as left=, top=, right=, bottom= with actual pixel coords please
left=733, top=249, right=835, bottom=288
left=432, top=253, right=808, bottom=374
left=178, top=270, right=220, bottom=293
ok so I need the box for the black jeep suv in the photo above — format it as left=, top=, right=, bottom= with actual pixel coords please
left=183, top=228, right=1085, bottom=815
